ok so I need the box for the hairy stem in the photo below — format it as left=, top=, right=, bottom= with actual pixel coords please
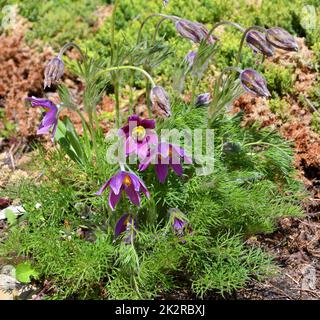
left=235, top=25, right=267, bottom=66
left=111, top=0, right=120, bottom=62
left=58, top=42, right=85, bottom=60
left=136, top=13, right=178, bottom=44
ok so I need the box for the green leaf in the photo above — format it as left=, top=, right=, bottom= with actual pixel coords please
left=4, top=209, right=18, bottom=226
left=15, top=262, right=39, bottom=283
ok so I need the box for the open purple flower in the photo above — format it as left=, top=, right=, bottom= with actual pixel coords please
left=139, top=142, right=192, bottom=183
left=266, top=27, right=298, bottom=52
left=240, top=69, right=270, bottom=97
left=246, top=30, right=274, bottom=57
left=119, top=115, right=158, bottom=160
left=26, top=97, right=58, bottom=141
left=115, top=213, right=137, bottom=244
left=96, top=170, right=150, bottom=210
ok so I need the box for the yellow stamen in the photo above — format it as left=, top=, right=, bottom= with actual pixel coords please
left=131, top=126, right=146, bottom=141
left=123, top=175, right=132, bottom=187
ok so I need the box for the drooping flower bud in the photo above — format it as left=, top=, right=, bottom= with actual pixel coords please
left=240, top=68, right=270, bottom=97
left=246, top=30, right=274, bottom=57
left=150, top=86, right=171, bottom=118
left=175, top=19, right=216, bottom=45
left=195, top=93, right=211, bottom=107
left=266, top=27, right=298, bottom=52
left=184, top=50, right=197, bottom=68
left=44, top=56, right=64, bottom=88
left=169, top=208, right=192, bottom=243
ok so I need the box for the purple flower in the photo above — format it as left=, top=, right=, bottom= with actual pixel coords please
left=246, top=30, right=274, bottom=57
left=266, top=27, right=298, bottom=52
left=169, top=208, right=192, bottom=243
left=195, top=93, right=211, bottom=107
left=240, top=69, right=270, bottom=97
left=44, top=57, right=64, bottom=88
left=115, top=213, right=137, bottom=244
left=26, top=97, right=58, bottom=140
left=96, top=170, right=150, bottom=210
left=184, top=50, right=197, bottom=68
left=150, top=86, right=171, bottom=118
left=119, top=115, right=158, bottom=159
left=139, top=142, right=192, bottom=183
left=175, top=19, right=216, bottom=45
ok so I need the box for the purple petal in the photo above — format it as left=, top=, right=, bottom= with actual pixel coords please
left=171, top=163, right=183, bottom=176
left=95, top=180, right=111, bottom=196
left=125, top=136, right=138, bottom=155
left=140, top=118, right=156, bottom=129
left=125, top=185, right=141, bottom=206
left=115, top=213, right=130, bottom=237
left=146, top=130, right=158, bottom=145
left=109, top=171, right=125, bottom=195
left=109, top=189, right=122, bottom=210
left=155, top=164, right=169, bottom=183
left=137, top=141, right=150, bottom=160
left=26, top=97, right=57, bottom=112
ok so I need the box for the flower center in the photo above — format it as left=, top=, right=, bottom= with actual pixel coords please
left=131, top=126, right=146, bottom=142
left=123, top=175, right=132, bottom=187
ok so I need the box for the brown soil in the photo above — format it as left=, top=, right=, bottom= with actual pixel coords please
left=232, top=37, right=320, bottom=300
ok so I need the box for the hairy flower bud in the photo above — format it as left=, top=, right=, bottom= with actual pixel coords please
left=195, top=93, right=211, bottom=107
left=150, top=86, right=171, bottom=118
left=184, top=50, right=197, bottom=68
left=246, top=30, right=274, bottom=57
left=266, top=27, right=298, bottom=52
left=240, top=68, right=270, bottom=97
left=44, top=56, right=64, bottom=88
left=175, top=19, right=216, bottom=44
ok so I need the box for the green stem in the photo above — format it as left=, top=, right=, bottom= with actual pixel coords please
left=111, top=0, right=120, bottom=62
left=114, top=78, right=120, bottom=128
left=129, top=70, right=135, bottom=114
left=153, top=16, right=169, bottom=42
left=243, top=141, right=290, bottom=157
left=74, top=108, right=98, bottom=160
left=206, top=20, right=244, bottom=42
left=136, top=13, right=178, bottom=44
left=58, top=42, right=85, bottom=60
left=99, top=65, right=156, bottom=87
left=235, top=25, right=267, bottom=66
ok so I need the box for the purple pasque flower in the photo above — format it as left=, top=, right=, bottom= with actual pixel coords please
left=240, top=69, right=271, bottom=97
left=266, top=27, right=298, bottom=52
left=44, top=56, right=64, bottom=88
left=119, top=115, right=158, bottom=159
left=169, top=208, right=192, bottom=243
left=96, top=170, right=150, bottom=210
left=150, top=86, right=171, bottom=118
left=26, top=97, right=58, bottom=140
left=195, top=92, right=211, bottom=107
left=184, top=50, right=197, bottom=68
left=115, top=213, right=137, bottom=244
left=175, top=19, right=216, bottom=45
left=246, top=30, right=274, bottom=57
left=139, top=142, right=192, bottom=183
